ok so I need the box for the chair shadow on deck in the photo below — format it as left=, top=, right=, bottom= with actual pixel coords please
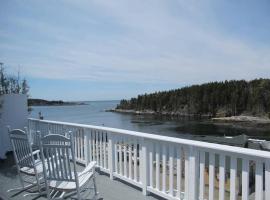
left=0, top=152, right=44, bottom=199
left=0, top=152, right=17, bottom=178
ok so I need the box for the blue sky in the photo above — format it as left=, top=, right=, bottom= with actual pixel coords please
left=0, top=0, right=269, bottom=101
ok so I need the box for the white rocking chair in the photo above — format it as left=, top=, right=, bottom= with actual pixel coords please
left=7, top=127, right=44, bottom=196
left=38, top=132, right=98, bottom=200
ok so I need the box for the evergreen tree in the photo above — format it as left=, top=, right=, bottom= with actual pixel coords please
left=116, top=79, right=270, bottom=118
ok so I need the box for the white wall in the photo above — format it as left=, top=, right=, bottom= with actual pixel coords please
left=0, top=94, right=28, bottom=159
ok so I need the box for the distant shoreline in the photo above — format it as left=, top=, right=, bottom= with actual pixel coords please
left=28, top=98, right=87, bottom=106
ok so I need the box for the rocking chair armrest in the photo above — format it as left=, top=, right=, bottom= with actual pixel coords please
left=19, top=150, right=40, bottom=163
left=78, top=161, right=96, bottom=177
left=32, top=149, right=40, bottom=160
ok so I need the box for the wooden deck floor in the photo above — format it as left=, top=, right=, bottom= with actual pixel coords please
left=0, top=153, right=161, bottom=200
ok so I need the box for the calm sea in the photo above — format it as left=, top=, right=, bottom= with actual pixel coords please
left=29, top=100, right=270, bottom=139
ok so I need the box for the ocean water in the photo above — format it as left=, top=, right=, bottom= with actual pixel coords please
left=29, top=100, right=270, bottom=139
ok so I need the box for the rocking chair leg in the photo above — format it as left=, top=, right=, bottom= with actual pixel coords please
left=7, top=183, right=35, bottom=193
left=23, top=191, right=45, bottom=197
left=93, top=176, right=98, bottom=196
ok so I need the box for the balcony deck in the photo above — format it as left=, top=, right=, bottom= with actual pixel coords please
left=0, top=153, right=161, bottom=200
left=2, top=118, right=270, bottom=200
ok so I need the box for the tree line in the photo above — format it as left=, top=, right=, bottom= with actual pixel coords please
left=116, top=79, right=270, bottom=118
left=0, top=64, right=29, bottom=95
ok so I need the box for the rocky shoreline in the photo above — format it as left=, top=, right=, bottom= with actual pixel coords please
left=106, top=109, right=270, bottom=125
left=212, top=115, right=270, bottom=124
left=108, top=108, right=212, bottom=118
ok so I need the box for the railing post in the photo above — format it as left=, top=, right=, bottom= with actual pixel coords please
left=140, top=138, right=149, bottom=195
left=188, top=146, right=199, bottom=200
left=108, top=132, right=115, bottom=180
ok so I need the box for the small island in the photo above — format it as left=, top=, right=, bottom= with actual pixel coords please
left=113, top=79, right=270, bottom=124
left=28, top=98, right=86, bottom=106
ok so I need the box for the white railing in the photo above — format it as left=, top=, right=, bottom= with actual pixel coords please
left=28, top=118, right=270, bottom=200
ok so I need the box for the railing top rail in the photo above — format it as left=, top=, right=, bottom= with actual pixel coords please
left=28, top=118, right=270, bottom=159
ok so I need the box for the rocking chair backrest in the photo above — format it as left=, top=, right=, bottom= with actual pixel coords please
left=39, top=132, right=78, bottom=183
left=9, top=128, right=35, bottom=169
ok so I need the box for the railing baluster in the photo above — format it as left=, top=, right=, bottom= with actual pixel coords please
left=81, top=129, right=84, bottom=161
left=75, top=131, right=79, bottom=159
left=96, top=130, right=100, bottom=166
left=92, top=130, right=96, bottom=163
left=100, top=131, right=103, bottom=168
left=119, top=136, right=123, bottom=176
left=209, top=152, right=215, bottom=200
left=176, top=147, right=182, bottom=198
left=255, top=160, right=263, bottom=200
left=129, top=138, right=132, bottom=179
left=184, top=147, right=189, bottom=200
left=124, top=137, right=127, bottom=177
left=156, top=142, right=160, bottom=190
left=149, top=142, right=153, bottom=188
left=265, top=160, right=270, bottom=200
left=137, top=139, right=140, bottom=181
left=78, top=129, right=81, bottom=160
left=242, top=158, right=249, bottom=200
left=84, top=128, right=90, bottom=164
left=134, top=138, right=138, bottom=182
left=162, top=143, right=167, bottom=193
left=89, top=129, right=92, bottom=162
left=230, top=156, right=237, bottom=200
left=169, top=145, right=174, bottom=196
left=219, top=153, right=225, bottom=200
left=199, top=151, right=205, bottom=200
left=53, top=124, right=56, bottom=134
left=108, top=132, right=115, bottom=180
left=103, top=132, right=107, bottom=169
left=115, top=135, right=119, bottom=175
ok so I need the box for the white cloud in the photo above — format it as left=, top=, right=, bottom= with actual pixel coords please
left=1, top=0, right=270, bottom=87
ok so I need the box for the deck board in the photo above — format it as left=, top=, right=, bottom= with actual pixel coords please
left=0, top=154, right=161, bottom=200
